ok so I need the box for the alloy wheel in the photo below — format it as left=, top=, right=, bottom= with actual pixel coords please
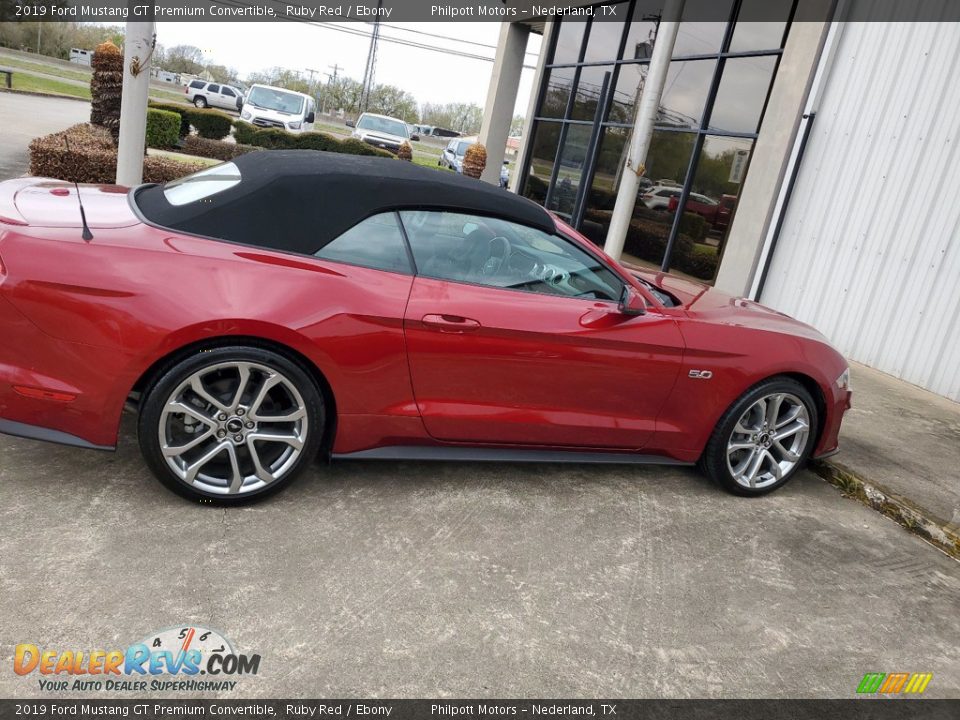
left=158, top=361, right=308, bottom=495
left=725, top=392, right=810, bottom=490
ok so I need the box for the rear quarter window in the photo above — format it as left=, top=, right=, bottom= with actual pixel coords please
left=189, top=80, right=205, bottom=89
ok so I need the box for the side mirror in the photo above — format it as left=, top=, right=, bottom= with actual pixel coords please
left=618, top=286, right=646, bottom=316
left=345, top=120, right=355, bottom=128
left=305, top=111, right=315, bottom=124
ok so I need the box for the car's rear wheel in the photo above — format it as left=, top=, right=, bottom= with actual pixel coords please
left=701, top=377, right=817, bottom=496
left=138, top=347, right=325, bottom=504
left=193, top=97, right=207, bottom=108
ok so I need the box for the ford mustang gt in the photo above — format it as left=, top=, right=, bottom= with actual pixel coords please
left=0, top=151, right=852, bottom=504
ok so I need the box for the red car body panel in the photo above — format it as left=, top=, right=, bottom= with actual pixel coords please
left=0, top=179, right=851, bottom=464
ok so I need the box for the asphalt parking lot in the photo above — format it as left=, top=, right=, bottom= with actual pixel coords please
left=0, top=92, right=90, bottom=180
left=1, top=418, right=958, bottom=699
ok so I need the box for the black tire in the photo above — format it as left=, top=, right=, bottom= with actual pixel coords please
left=138, top=346, right=326, bottom=505
left=193, top=96, right=207, bottom=108
left=701, top=376, right=818, bottom=497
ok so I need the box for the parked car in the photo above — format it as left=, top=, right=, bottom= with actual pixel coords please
left=713, top=194, right=738, bottom=232
left=0, top=152, right=851, bottom=504
left=348, top=113, right=411, bottom=154
left=184, top=80, right=244, bottom=111
left=440, top=137, right=510, bottom=187
left=667, top=192, right=721, bottom=223
left=642, top=185, right=683, bottom=211
left=238, top=84, right=316, bottom=133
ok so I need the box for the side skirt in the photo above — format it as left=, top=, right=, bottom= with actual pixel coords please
left=0, top=418, right=115, bottom=451
left=332, top=445, right=692, bottom=466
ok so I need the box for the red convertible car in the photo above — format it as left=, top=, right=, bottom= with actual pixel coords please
left=0, top=151, right=851, bottom=504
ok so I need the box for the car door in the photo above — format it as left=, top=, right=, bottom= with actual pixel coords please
left=398, top=210, right=685, bottom=450
left=220, top=86, right=238, bottom=110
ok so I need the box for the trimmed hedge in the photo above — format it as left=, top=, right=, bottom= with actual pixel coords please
left=191, top=110, right=233, bottom=140
left=181, top=136, right=260, bottom=162
left=146, top=109, right=181, bottom=149
left=146, top=102, right=234, bottom=141
left=232, top=122, right=393, bottom=158
left=30, top=124, right=206, bottom=184
left=148, top=102, right=191, bottom=137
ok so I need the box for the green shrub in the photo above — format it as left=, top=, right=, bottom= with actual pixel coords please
left=232, top=122, right=393, bottom=158
left=181, top=136, right=260, bottom=162
left=148, top=102, right=191, bottom=137
left=146, top=109, right=181, bottom=149
left=188, top=110, right=233, bottom=140
left=30, top=123, right=205, bottom=184
left=678, top=211, right=707, bottom=242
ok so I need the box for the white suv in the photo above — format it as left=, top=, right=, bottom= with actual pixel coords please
left=349, top=113, right=411, bottom=154
left=185, top=81, right=244, bottom=112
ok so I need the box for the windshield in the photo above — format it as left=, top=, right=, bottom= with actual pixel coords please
left=357, top=115, right=409, bottom=138
left=245, top=86, right=305, bottom=115
left=162, top=162, right=241, bottom=206
left=455, top=141, right=471, bottom=156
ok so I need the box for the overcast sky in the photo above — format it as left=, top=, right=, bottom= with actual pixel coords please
left=154, top=21, right=541, bottom=113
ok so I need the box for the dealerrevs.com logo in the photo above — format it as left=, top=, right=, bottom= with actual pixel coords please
left=14, top=625, right=261, bottom=693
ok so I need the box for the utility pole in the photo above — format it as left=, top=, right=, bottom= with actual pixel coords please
left=321, top=63, right=342, bottom=115
left=603, top=0, right=685, bottom=261
left=116, top=10, right=156, bottom=186
left=305, top=68, right=319, bottom=82
left=359, top=0, right=383, bottom=113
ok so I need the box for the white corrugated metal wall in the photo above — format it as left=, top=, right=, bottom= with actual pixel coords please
left=760, top=17, right=960, bottom=402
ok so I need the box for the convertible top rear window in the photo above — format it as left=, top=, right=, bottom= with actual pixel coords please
left=132, top=150, right=554, bottom=257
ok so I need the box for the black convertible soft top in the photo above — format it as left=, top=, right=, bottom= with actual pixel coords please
left=133, top=150, right=555, bottom=255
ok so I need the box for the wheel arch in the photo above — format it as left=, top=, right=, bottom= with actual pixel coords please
left=128, top=334, right=338, bottom=452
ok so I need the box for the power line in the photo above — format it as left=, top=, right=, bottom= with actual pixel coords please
left=358, top=0, right=383, bottom=113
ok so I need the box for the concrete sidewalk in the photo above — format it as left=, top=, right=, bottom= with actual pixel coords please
left=814, top=362, right=960, bottom=558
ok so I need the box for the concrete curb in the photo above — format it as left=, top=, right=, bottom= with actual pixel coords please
left=813, top=458, right=960, bottom=560
left=0, top=87, right=88, bottom=103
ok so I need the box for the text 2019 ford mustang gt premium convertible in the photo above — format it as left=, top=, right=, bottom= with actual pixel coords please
left=0, top=151, right=852, bottom=504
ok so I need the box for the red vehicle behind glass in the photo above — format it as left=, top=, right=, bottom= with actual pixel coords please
left=0, top=152, right=851, bottom=504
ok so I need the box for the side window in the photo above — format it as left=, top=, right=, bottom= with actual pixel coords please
left=399, top=210, right=622, bottom=302
left=221, top=87, right=235, bottom=97
left=189, top=80, right=205, bottom=89
left=207, top=84, right=221, bottom=94
left=315, top=212, right=411, bottom=275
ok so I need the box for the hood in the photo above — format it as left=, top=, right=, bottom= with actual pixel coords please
left=624, top=263, right=831, bottom=344
left=2, top=178, right=138, bottom=229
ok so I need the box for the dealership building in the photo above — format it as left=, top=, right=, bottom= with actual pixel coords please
left=478, top=0, right=960, bottom=402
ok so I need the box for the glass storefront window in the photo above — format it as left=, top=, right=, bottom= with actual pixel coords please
left=582, top=5, right=629, bottom=63
left=524, top=0, right=794, bottom=285
left=708, top=55, right=778, bottom=134
left=571, top=65, right=615, bottom=121
left=671, top=135, right=753, bottom=282
left=523, top=121, right=563, bottom=205
left=540, top=67, right=577, bottom=119
left=730, top=0, right=792, bottom=51
left=610, top=60, right=715, bottom=129
left=551, top=19, right=587, bottom=65
left=546, top=125, right=594, bottom=219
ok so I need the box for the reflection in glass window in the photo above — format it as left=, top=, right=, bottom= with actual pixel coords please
left=622, top=1, right=663, bottom=62
left=315, top=212, right=411, bottom=274
left=571, top=65, right=615, bottom=121
left=582, top=6, right=628, bottom=63
left=551, top=19, right=588, bottom=64
left=730, top=0, right=793, bottom=51
left=540, top=67, right=577, bottom=119
left=708, top=56, right=778, bottom=134
left=672, top=136, right=753, bottom=282
left=546, top=125, right=593, bottom=218
left=675, top=0, right=734, bottom=56
left=399, top=210, right=622, bottom=302
left=523, top=121, right=563, bottom=205
left=611, top=60, right=715, bottom=129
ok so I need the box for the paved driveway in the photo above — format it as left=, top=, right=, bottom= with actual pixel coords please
left=1, top=419, right=958, bottom=699
left=0, top=92, right=90, bottom=180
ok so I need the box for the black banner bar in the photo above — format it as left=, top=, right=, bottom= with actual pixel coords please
left=1, top=700, right=960, bottom=720
left=2, top=0, right=959, bottom=23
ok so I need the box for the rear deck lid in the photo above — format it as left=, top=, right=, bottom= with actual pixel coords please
left=4, top=178, right=139, bottom=229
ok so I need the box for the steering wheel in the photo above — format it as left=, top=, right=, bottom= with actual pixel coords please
left=479, top=236, right=511, bottom=277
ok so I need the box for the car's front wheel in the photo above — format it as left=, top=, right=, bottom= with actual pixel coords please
left=138, top=346, right=325, bottom=504
left=701, top=377, right=818, bottom=496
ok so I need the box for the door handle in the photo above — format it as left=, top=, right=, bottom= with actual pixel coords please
left=421, top=314, right=481, bottom=333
